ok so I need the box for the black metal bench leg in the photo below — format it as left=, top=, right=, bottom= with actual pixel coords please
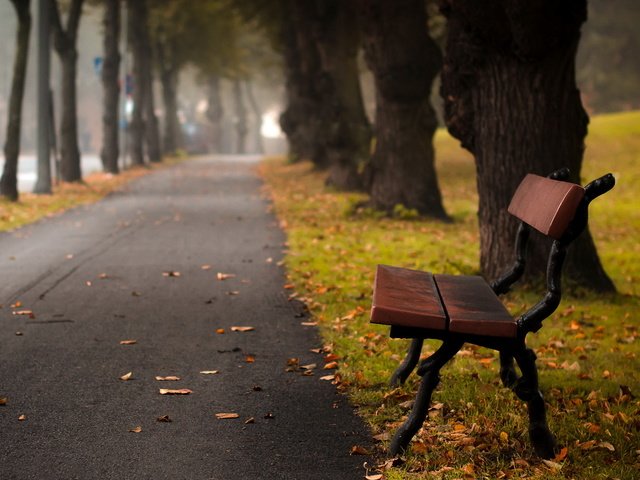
left=513, top=348, right=557, bottom=459
left=389, top=340, right=463, bottom=456
left=499, top=351, right=518, bottom=388
left=390, top=338, right=424, bottom=386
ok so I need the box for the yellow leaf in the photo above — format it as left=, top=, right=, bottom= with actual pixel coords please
left=598, top=441, right=615, bottom=451
left=323, top=361, right=338, bottom=370
left=217, top=272, right=235, bottom=280
left=199, top=370, right=219, bottom=375
left=500, top=431, right=509, bottom=443
left=159, top=388, right=192, bottom=395
left=155, top=376, right=181, bottom=381
left=119, top=339, right=137, bottom=345
left=245, top=354, right=256, bottom=363
left=231, top=326, right=255, bottom=332
left=18, top=414, right=26, bottom=421
left=129, top=426, right=142, bottom=433
left=119, top=372, right=133, bottom=381
left=216, top=328, right=225, bottom=334
left=215, top=413, right=239, bottom=419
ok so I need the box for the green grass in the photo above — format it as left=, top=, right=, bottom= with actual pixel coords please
left=259, top=110, right=640, bottom=479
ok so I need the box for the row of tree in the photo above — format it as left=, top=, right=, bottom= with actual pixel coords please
left=1, top=0, right=267, bottom=200
left=243, top=0, right=614, bottom=292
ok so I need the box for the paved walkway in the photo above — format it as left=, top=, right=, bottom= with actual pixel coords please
left=0, top=155, right=371, bottom=480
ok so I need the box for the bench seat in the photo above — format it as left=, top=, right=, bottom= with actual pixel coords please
left=371, top=265, right=517, bottom=338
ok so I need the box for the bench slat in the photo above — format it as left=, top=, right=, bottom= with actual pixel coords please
left=371, top=265, right=447, bottom=330
left=507, top=174, right=585, bottom=239
left=434, top=274, right=517, bottom=338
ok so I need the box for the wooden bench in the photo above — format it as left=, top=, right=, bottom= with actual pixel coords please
left=370, top=169, right=615, bottom=458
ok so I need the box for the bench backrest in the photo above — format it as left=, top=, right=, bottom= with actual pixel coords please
left=507, top=174, right=585, bottom=239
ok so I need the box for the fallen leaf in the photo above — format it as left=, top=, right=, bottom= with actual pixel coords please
left=15, top=331, right=23, bottom=336
left=245, top=417, right=255, bottom=424
left=264, top=412, right=275, bottom=419
left=0, top=397, right=7, bottom=406
left=131, top=291, right=142, bottom=297
left=157, top=415, right=172, bottom=422
left=120, top=372, right=133, bottom=381
left=301, top=321, right=317, bottom=326
left=283, top=283, right=295, bottom=289
left=199, top=370, right=219, bottom=375
left=226, top=291, right=240, bottom=296
left=119, top=339, right=137, bottom=345
left=155, top=376, right=181, bottom=381
left=217, top=272, right=235, bottom=280
left=98, top=273, right=108, bottom=279
left=554, top=446, right=569, bottom=462
left=215, top=328, right=225, bottom=334
left=201, top=264, right=212, bottom=270
left=129, top=426, right=142, bottom=433
left=18, top=414, right=27, bottom=421
left=159, top=389, right=192, bottom=395
left=12, top=310, right=34, bottom=317
left=11, top=301, right=22, bottom=308
left=215, top=413, right=239, bottom=419
left=542, top=460, right=563, bottom=470
left=231, top=326, right=255, bottom=332
left=301, top=363, right=317, bottom=370
left=324, top=361, right=338, bottom=370
left=85, top=281, right=92, bottom=286
left=320, top=374, right=335, bottom=381
left=350, top=445, right=370, bottom=455
left=598, top=441, right=615, bottom=451
left=245, top=354, right=256, bottom=363
left=162, top=271, right=181, bottom=277
left=365, top=475, right=383, bottom=480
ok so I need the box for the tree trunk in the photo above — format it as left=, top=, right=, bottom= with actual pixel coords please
left=311, top=0, right=370, bottom=191
left=358, top=0, right=448, bottom=218
left=1, top=0, right=31, bottom=201
left=279, top=0, right=326, bottom=166
left=206, top=76, right=223, bottom=153
left=157, top=40, right=182, bottom=155
left=100, top=0, right=120, bottom=174
left=244, top=81, right=264, bottom=155
left=127, top=0, right=146, bottom=166
left=51, top=0, right=84, bottom=183
left=440, top=0, right=615, bottom=291
left=233, top=79, right=248, bottom=155
left=138, top=1, right=161, bottom=163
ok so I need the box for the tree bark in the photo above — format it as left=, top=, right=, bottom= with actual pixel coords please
left=1, top=0, right=31, bottom=201
left=127, top=0, right=146, bottom=166
left=279, top=0, right=326, bottom=166
left=206, top=76, right=224, bottom=153
left=244, top=81, right=265, bottom=155
left=233, top=79, right=248, bottom=155
left=440, top=0, right=615, bottom=291
left=156, top=39, right=182, bottom=155
left=51, top=0, right=84, bottom=183
left=138, top=1, right=161, bottom=163
left=311, top=0, right=370, bottom=191
left=100, top=0, right=120, bottom=174
left=358, top=0, right=448, bottom=218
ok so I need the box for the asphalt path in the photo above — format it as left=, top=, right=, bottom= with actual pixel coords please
left=0, top=155, right=372, bottom=480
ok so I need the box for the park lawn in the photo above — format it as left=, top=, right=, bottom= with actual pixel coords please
left=259, top=110, right=640, bottom=480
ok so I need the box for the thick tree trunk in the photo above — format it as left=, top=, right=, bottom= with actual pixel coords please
left=440, top=0, right=615, bottom=291
left=1, top=0, right=31, bottom=201
left=100, top=0, right=120, bottom=174
left=312, top=0, right=370, bottom=191
left=51, top=0, right=84, bottom=183
left=206, top=76, right=223, bottom=153
left=139, top=1, right=160, bottom=163
left=127, top=0, right=145, bottom=166
left=358, top=0, right=448, bottom=218
left=233, top=79, right=248, bottom=155
left=279, top=0, right=326, bottom=166
left=59, top=50, right=82, bottom=181
left=244, top=81, right=264, bottom=155
left=157, top=41, right=182, bottom=155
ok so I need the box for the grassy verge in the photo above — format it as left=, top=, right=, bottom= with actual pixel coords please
left=259, top=111, right=640, bottom=479
left=0, top=157, right=185, bottom=233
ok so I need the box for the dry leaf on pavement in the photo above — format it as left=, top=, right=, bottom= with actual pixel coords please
left=18, top=414, right=26, bottom=421
left=159, top=389, right=192, bottom=395
left=350, top=445, right=370, bottom=455
left=157, top=415, right=172, bottom=422
left=217, top=273, right=235, bottom=280
left=129, top=426, right=142, bottom=433
left=119, top=372, right=133, bottom=381
left=200, top=370, right=219, bottom=375
left=215, top=413, right=239, bottom=419
left=119, top=339, right=137, bottom=345
left=162, top=271, right=181, bottom=277
left=155, top=376, right=181, bottom=381
left=231, top=326, right=254, bottom=332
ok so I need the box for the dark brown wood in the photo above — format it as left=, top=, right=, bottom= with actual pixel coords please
left=508, top=174, right=585, bottom=239
left=371, top=265, right=447, bottom=330
left=434, top=274, right=517, bottom=338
